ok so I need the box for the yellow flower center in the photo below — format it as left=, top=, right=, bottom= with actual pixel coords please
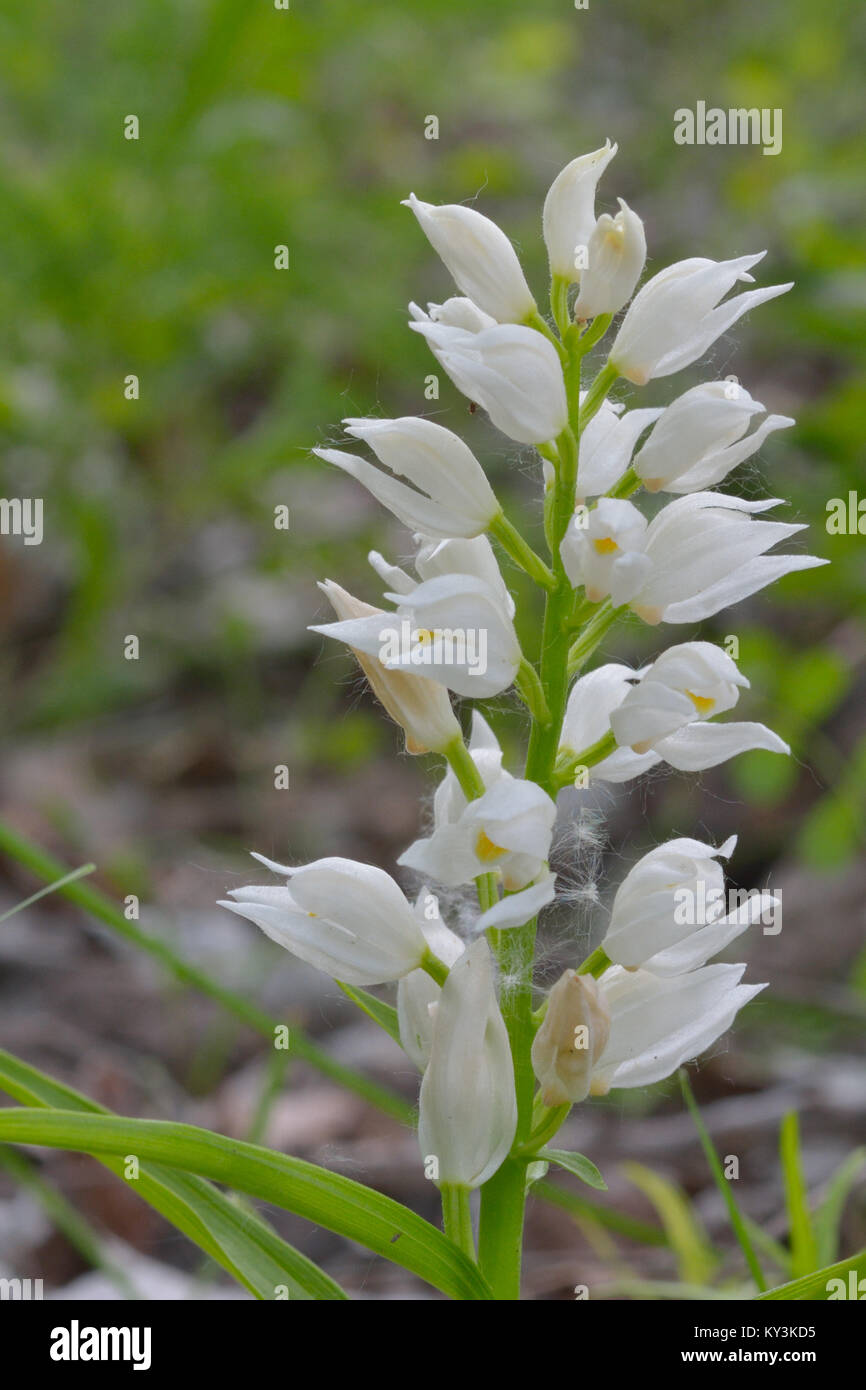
left=686, top=690, right=715, bottom=715
left=475, top=830, right=507, bottom=863
left=592, top=536, right=619, bottom=555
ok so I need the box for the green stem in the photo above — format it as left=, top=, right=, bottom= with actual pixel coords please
left=577, top=946, right=612, bottom=979
left=578, top=361, right=618, bottom=436
left=566, top=600, right=622, bottom=677
left=489, top=512, right=556, bottom=591
left=573, top=312, right=613, bottom=354
left=519, top=1104, right=571, bottom=1155
left=515, top=658, right=551, bottom=726
left=550, top=274, right=571, bottom=337
left=606, top=465, right=641, bottom=500
left=478, top=392, right=586, bottom=1300
left=443, top=734, right=487, bottom=801
left=524, top=308, right=566, bottom=363
left=553, top=729, right=617, bottom=790
left=422, top=949, right=449, bottom=987
left=441, top=1183, right=476, bottom=1261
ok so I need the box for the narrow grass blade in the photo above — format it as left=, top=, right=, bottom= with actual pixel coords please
left=814, top=1147, right=866, bottom=1267
left=621, top=1160, right=717, bottom=1285
left=0, top=862, right=96, bottom=922
left=679, top=1069, right=767, bottom=1291
left=535, top=1179, right=668, bottom=1247
left=780, top=1111, right=819, bottom=1277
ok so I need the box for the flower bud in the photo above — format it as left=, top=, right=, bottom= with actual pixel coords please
left=313, top=580, right=461, bottom=753
left=418, top=939, right=517, bottom=1188
left=219, top=856, right=427, bottom=987
left=542, top=141, right=618, bottom=281
left=531, top=970, right=611, bottom=1106
left=403, top=194, right=536, bottom=324
left=573, top=199, right=646, bottom=320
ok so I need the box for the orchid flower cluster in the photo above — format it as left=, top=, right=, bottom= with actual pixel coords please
left=221, top=141, right=825, bottom=1296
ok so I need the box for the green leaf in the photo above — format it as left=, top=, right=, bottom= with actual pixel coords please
left=757, top=1248, right=866, bottom=1301
left=0, top=1048, right=345, bottom=1301
left=814, top=1147, right=866, bottom=1267
left=337, top=982, right=402, bottom=1046
left=780, top=1111, right=819, bottom=1277
left=622, top=1160, right=718, bottom=1286
left=536, top=1148, right=606, bottom=1190
left=0, top=1106, right=493, bottom=1301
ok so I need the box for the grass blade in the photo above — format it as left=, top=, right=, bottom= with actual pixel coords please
left=535, top=1179, right=668, bottom=1247
left=0, top=862, right=96, bottom=923
left=621, top=1160, right=717, bottom=1285
left=0, top=1047, right=346, bottom=1300
left=779, top=1111, right=819, bottom=1277
left=0, top=1106, right=493, bottom=1301
left=757, top=1248, right=866, bottom=1301
left=679, top=1069, right=767, bottom=1292
left=815, top=1147, right=866, bottom=1267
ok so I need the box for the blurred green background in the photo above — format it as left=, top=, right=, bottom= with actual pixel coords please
left=1, top=0, right=864, bottom=886
left=0, top=0, right=865, bottom=1297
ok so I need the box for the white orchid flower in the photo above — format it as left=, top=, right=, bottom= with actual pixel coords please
left=219, top=856, right=428, bottom=987
left=601, top=834, right=739, bottom=968
left=573, top=198, right=647, bottom=320
left=542, top=140, right=618, bottom=281
left=561, top=492, right=827, bottom=624
left=609, top=253, right=793, bottom=385
left=310, top=570, right=521, bottom=699
left=632, top=381, right=795, bottom=493
left=560, top=663, right=662, bottom=783
left=576, top=399, right=663, bottom=499
left=418, top=938, right=518, bottom=1188
left=399, top=712, right=556, bottom=891
left=313, top=415, right=500, bottom=541
left=608, top=641, right=788, bottom=768
left=310, top=579, right=461, bottom=754
left=403, top=193, right=536, bottom=324
left=410, top=318, right=568, bottom=445
left=591, top=962, right=766, bottom=1092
